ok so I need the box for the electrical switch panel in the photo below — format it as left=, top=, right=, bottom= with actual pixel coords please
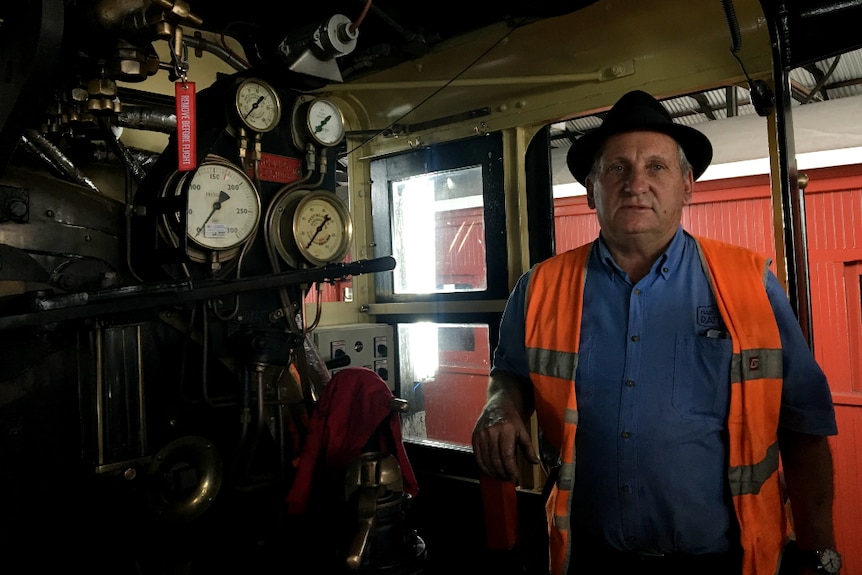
left=312, top=323, right=394, bottom=388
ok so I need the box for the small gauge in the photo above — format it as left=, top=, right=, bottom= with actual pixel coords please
left=234, top=78, right=282, bottom=133
left=269, top=188, right=352, bottom=268
left=182, top=160, right=261, bottom=251
left=305, top=98, right=346, bottom=147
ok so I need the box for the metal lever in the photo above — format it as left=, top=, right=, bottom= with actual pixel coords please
left=345, top=458, right=382, bottom=569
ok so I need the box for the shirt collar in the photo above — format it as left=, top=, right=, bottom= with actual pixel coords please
left=595, top=226, right=687, bottom=282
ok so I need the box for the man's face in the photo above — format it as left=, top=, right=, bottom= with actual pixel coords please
left=586, top=131, right=693, bottom=246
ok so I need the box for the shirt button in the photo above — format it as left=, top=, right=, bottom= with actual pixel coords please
left=662, top=267, right=669, bottom=273
left=631, top=335, right=639, bottom=342
left=633, top=288, right=641, bottom=296
left=621, top=484, right=631, bottom=493
left=625, top=380, right=634, bottom=387
left=621, top=431, right=631, bottom=439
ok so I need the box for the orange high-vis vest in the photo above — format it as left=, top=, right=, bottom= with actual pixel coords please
left=525, top=236, right=789, bottom=575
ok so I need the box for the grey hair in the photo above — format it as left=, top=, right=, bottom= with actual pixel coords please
left=586, top=141, right=694, bottom=182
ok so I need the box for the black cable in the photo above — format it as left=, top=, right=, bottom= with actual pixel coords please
left=801, top=55, right=841, bottom=105
left=721, top=0, right=774, bottom=117
left=721, top=0, right=743, bottom=54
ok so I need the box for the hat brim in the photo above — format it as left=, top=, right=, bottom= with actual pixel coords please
left=566, top=122, right=713, bottom=186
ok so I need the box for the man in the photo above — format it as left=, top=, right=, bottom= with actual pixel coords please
left=471, top=90, right=839, bottom=575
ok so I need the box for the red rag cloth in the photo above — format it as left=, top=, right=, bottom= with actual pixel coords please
left=285, top=366, right=419, bottom=515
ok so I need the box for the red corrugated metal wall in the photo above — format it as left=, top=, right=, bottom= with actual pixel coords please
left=424, top=327, right=492, bottom=446
left=802, top=166, right=862, bottom=575
left=554, top=164, right=862, bottom=573
left=435, top=207, right=487, bottom=290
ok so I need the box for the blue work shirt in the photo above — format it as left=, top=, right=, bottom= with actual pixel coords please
left=492, top=226, right=837, bottom=555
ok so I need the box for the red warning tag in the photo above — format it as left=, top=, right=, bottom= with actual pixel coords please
left=175, top=82, right=197, bottom=171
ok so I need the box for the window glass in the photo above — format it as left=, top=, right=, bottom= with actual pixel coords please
left=390, top=166, right=486, bottom=294
left=398, top=322, right=490, bottom=449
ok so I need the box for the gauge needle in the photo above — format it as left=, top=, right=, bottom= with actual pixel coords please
left=314, top=115, right=331, bottom=133
left=244, top=96, right=265, bottom=118
left=304, top=214, right=331, bottom=248
left=195, top=190, right=231, bottom=236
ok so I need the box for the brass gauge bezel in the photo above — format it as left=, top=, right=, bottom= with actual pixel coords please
left=234, top=77, right=282, bottom=133
left=293, top=189, right=353, bottom=266
left=268, top=188, right=352, bottom=268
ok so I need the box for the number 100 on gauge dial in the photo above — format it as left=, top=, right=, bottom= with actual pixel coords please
left=185, top=161, right=261, bottom=251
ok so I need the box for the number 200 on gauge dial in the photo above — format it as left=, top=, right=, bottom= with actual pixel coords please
left=184, top=161, right=261, bottom=251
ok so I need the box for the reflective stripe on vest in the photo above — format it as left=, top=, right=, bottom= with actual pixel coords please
left=527, top=347, right=579, bottom=381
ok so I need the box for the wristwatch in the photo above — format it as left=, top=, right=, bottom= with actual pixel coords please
left=798, top=547, right=842, bottom=574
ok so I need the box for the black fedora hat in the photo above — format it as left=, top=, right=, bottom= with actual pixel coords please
left=566, top=90, right=713, bottom=185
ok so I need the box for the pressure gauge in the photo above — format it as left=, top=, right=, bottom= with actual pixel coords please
left=291, top=96, right=346, bottom=148
left=269, top=188, right=352, bottom=268
left=181, top=159, right=261, bottom=251
left=306, top=98, right=345, bottom=146
left=234, top=78, right=282, bottom=133
left=293, top=190, right=353, bottom=265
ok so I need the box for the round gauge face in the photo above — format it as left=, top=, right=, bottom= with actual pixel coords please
left=306, top=98, right=345, bottom=146
left=183, top=161, right=261, bottom=251
left=293, top=191, right=352, bottom=266
left=235, top=78, right=282, bottom=132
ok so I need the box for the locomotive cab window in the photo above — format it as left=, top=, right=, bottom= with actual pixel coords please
left=371, top=133, right=508, bottom=302
left=369, top=134, right=507, bottom=451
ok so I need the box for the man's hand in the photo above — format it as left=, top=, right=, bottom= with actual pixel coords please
left=472, top=403, right=539, bottom=483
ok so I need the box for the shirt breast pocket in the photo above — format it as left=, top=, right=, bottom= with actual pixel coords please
left=672, top=334, right=732, bottom=421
